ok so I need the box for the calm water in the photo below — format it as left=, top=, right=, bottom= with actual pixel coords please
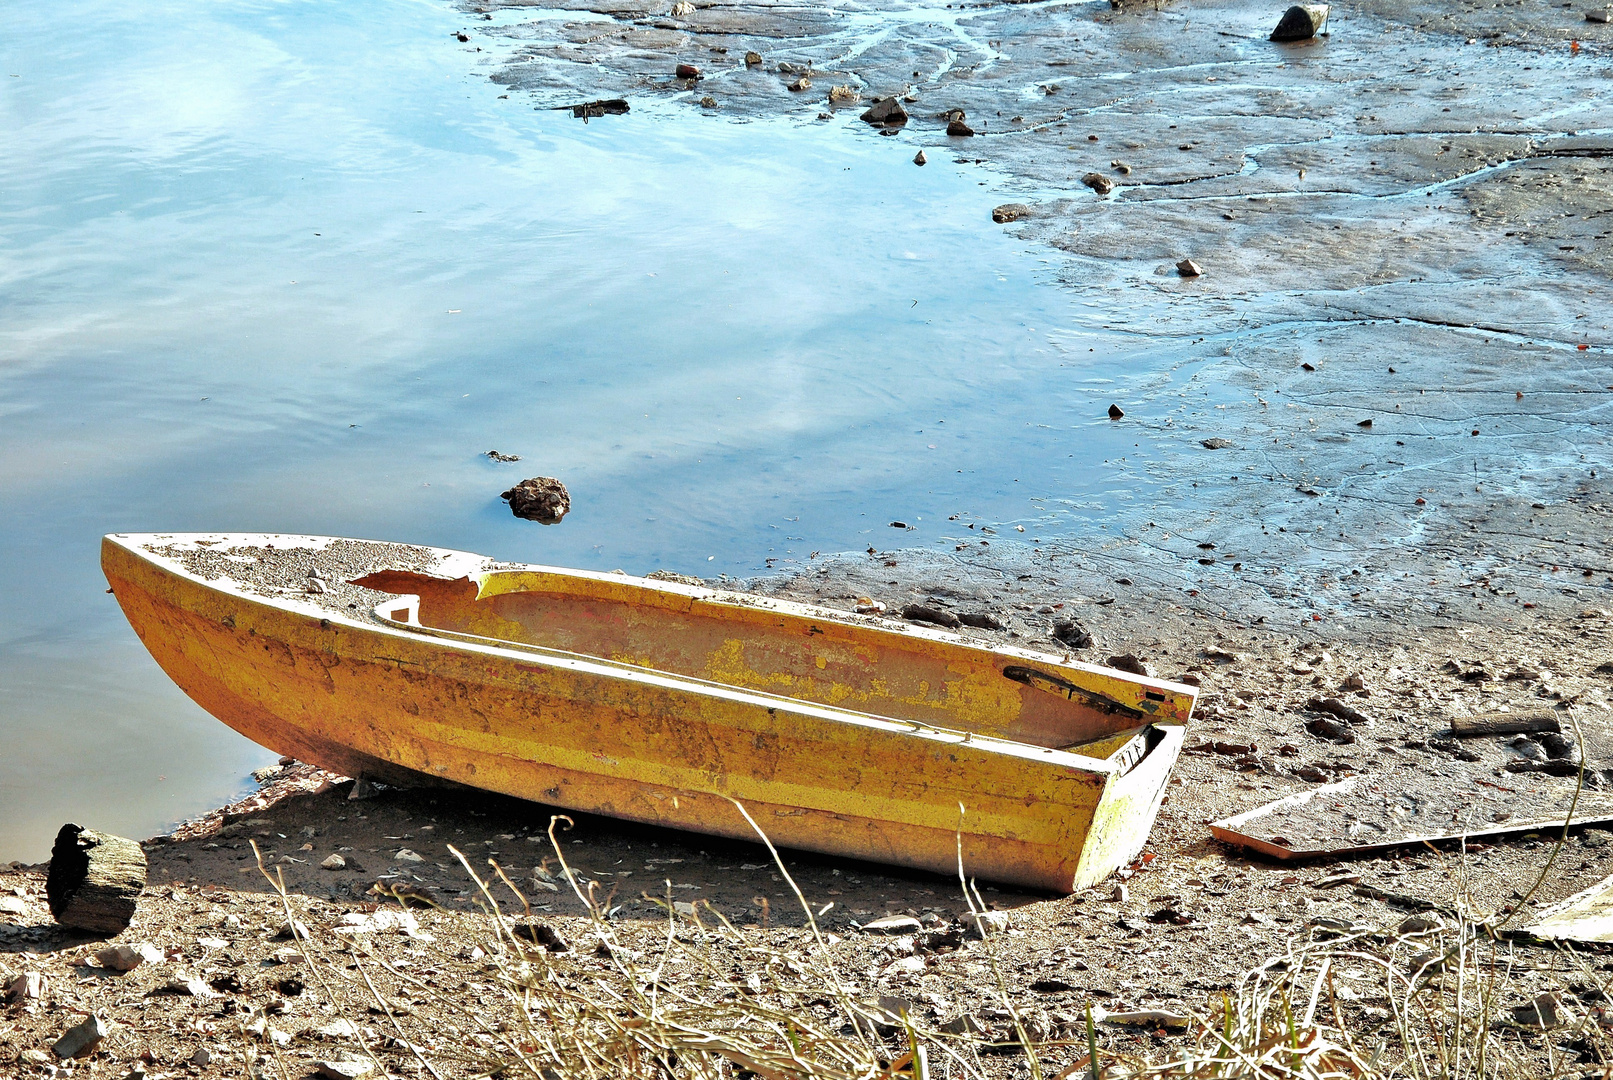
left=0, top=0, right=1185, bottom=861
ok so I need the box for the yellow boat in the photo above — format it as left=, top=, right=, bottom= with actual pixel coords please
left=102, top=532, right=1195, bottom=892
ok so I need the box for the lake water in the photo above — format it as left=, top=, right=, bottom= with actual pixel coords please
left=0, top=0, right=1195, bottom=861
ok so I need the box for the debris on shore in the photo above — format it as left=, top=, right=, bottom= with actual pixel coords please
left=1270, top=3, right=1330, bottom=41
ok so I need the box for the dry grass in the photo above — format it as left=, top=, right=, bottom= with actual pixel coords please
left=236, top=788, right=1611, bottom=1080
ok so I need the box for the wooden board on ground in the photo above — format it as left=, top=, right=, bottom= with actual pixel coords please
left=1525, top=875, right=1613, bottom=943
left=1209, top=777, right=1613, bottom=860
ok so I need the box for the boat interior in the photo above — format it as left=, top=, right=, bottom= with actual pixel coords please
left=351, top=567, right=1191, bottom=764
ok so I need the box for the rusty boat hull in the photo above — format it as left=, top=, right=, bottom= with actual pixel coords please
left=102, top=533, right=1195, bottom=892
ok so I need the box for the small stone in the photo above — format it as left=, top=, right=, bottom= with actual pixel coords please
left=902, top=604, right=961, bottom=629
left=675, top=63, right=702, bottom=79
left=1512, top=992, right=1571, bottom=1029
left=165, top=977, right=220, bottom=998
left=52, top=1016, right=108, bottom=1060
left=861, top=915, right=923, bottom=934
left=859, top=97, right=907, bottom=125
left=500, top=476, right=570, bottom=524
left=787, top=76, right=812, bottom=92
left=1397, top=914, right=1441, bottom=935
left=278, top=755, right=297, bottom=766
left=1107, top=404, right=1124, bottom=419
left=95, top=943, right=163, bottom=972
left=670, top=0, right=694, bottom=14
left=1176, top=258, right=1203, bottom=277
left=1052, top=619, right=1093, bottom=649
left=316, top=1061, right=375, bottom=1080
left=272, top=919, right=312, bottom=941
left=1106, top=654, right=1152, bottom=677
left=744, top=51, right=762, bottom=65
left=1305, top=717, right=1355, bottom=743
left=1110, top=884, right=1129, bottom=903
left=1588, top=6, right=1611, bottom=21
left=312, top=1019, right=362, bottom=1040
left=393, top=848, right=425, bottom=863
left=991, top=203, right=1031, bottom=223
left=828, top=84, right=860, bottom=105
left=1082, top=172, right=1115, bottom=195
left=1539, top=731, right=1576, bottom=760
left=940, top=1013, right=987, bottom=1036
left=6, top=971, right=45, bottom=1002
left=1111, top=160, right=1132, bottom=174
left=673, top=900, right=697, bottom=916
left=913, top=150, right=927, bottom=166
left=252, top=765, right=282, bottom=782
left=190, top=1048, right=212, bottom=1066
left=1201, top=437, right=1234, bottom=449
left=970, top=910, right=1010, bottom=936
left=321, top=854, right=347, bottom=871
left=1341, top=672, right=1367, bottom=692
left=946, top=118, right=974, bottom=136
left=1270, top=3, right=1330, bottom=41
left=700, top=95, right=718, bottom=108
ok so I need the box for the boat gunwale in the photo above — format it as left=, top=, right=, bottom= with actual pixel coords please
left=108, top=532, right=1200, bottom=702
left=105, top=532, right=1168, bottom=775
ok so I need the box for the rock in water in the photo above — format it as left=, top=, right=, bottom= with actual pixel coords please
left=1082, top=172, right=1115, bottom=195
left=946, top=118, right=975, bottom=136
left=568, top=99, right=629, bottom=119
left=913, top=150, right=927, bottom=166
left=1107, top=403, right=1125, bottom=419
left=1177, top=258, right=1203, bottom=277
left=46, top=824, right=146, bottom=934
left=992, top=203, right=1031, bottom=223
left=501, top=476, right=571, bottom=524
left=744, top=50, right=762, bottom=65
left=1270, top=4, right=1329, bottom=40
left=675, top=63, right=701, bottom=79
left=860, top=97, right=908, bottom=125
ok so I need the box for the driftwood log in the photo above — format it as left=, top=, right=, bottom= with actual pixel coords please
left=45, top=824, right=147, bottom=934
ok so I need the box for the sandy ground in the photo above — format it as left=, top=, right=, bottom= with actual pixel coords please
left=5, top=0, right=1613, bottom=1074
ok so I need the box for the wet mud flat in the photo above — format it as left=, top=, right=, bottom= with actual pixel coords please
left=465, top=0, right=1612, bottom=623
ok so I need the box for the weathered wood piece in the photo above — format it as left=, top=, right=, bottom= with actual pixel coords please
left=1210, top=778, right=1613, bottom=860
left=45, top=824, right=147, bottom=934
left=1450, top=713, right=1561, bottom=738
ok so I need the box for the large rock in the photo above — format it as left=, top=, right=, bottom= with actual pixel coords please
left=500, top=476, right=571, bottom=524
left=860, top=97, right=907, bottom=126
left=52, top=1015, right=107, bottom=1060
left=1270, top=4, right=1329, bottom=41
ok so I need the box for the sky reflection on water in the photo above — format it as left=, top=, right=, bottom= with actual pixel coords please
left=0, top=0, right=1177, bottom=860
